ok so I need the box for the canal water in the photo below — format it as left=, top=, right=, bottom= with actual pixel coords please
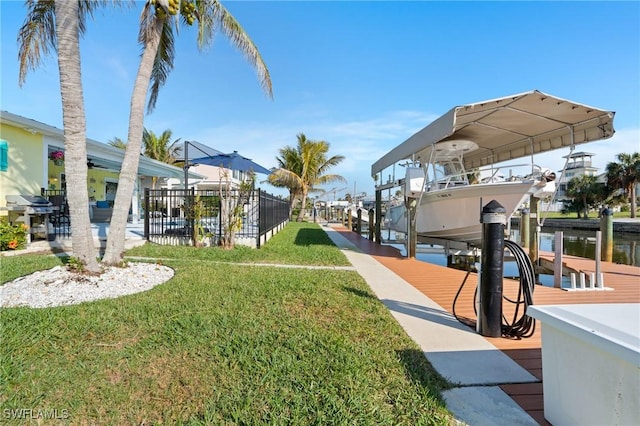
left=374, top=227, right=638, bottom=287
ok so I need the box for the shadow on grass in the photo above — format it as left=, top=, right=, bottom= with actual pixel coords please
left=395, top=348, right=453, bottom=391
left=342, top=286, right=377, bottom=300
left=294, top=228, right=337, bottom=246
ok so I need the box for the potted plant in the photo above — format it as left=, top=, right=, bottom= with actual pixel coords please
left=49, top=150, right=64, bottom=166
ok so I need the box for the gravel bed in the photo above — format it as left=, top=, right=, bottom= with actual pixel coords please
left=1, top=262, right=174, bottom=308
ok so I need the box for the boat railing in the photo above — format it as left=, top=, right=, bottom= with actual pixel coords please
left=427, top=162, right=544, bottom=191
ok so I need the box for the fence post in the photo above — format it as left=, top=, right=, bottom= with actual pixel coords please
left=144, top=188, right=149, bottom=240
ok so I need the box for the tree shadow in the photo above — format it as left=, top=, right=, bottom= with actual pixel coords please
left=395, top=348, right=453, bottom=392
left=294, top=228, right=337, bottom=246
left=342, top=286, right=377, bottom=299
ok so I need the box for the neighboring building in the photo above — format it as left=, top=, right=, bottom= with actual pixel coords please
left=556, top=151, right=599, bottom=200
left=0, top=111, right=203, bottom=223
left=166, top=140, right=256, bottom=191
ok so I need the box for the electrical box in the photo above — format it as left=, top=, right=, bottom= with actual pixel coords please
left=405, top=167, right=425, bottom=198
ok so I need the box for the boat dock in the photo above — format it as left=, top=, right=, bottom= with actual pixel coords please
left=332, top=225, right=640, bottom=425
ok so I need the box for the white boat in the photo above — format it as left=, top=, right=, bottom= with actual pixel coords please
left=373, top=90, right=615, bottom=247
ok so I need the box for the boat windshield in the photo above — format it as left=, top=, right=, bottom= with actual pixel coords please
left=429, top=152, right=469, bottom=186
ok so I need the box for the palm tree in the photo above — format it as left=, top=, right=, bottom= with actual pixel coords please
left=269, top=133, right=345, bottom=222
left=269, top=144, right=303, bottom=217
left=108, top=137, right=128, bottom=149
left=142, top=128, right=181, bottom=188
left=18, top=1, right=105, bottom=273
left=566, top=174, right=602, bottom=219
left=102, top=0, right=272, bottom=263
left=606, top=152, right=640, bottom=218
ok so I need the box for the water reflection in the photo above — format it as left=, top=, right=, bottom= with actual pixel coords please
left=510, top=228, right=639, bottom=267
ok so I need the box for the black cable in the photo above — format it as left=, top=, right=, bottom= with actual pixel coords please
left=502, top=240, right=536, bottom=339
left=452, top=240, right=536, bottom=338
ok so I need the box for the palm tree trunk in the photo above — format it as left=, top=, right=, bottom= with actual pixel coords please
left=296, top=190, right=308, bottom=222
left=630, top=183, right=637, bottom=219
left=55, top=1, right=100, bottom=273
left=103, top=19, right=163, bottom=264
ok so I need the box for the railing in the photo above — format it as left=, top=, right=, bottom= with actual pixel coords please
left=427, top=163, right=545, bottom=191
left=41, top=189, right=71, bottom=239
left=144, top=188, right=289, bottom=248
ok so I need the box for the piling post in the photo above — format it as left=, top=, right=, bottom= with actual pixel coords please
left=375, top=189, right=382, bottom=243
left=356, top=208, right=362, bottom=234
left=347, top=209, right=353, bottom=231
left=554, top=231, right=563, bottom=288
left=478, top=200, right=506, bottom=338
left=520, top=208, right=530, bottom=249
left=368, top=208, right=375, bottom=240
left=406, top=197, right=417, bottom=258
left=529, top=197, right=540, bottom=265
left=600, top=207, right=613, bottom=262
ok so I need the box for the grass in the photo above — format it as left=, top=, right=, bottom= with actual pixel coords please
left=0, top=254, right=64, bottom=284
left=531, top=210, right=634, bottom=220
left=126, top=222, right=351, bottom=266
left=0, top=222, right=454, bottom=425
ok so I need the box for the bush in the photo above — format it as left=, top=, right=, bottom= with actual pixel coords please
left=0, top=218, right=28, bottom=251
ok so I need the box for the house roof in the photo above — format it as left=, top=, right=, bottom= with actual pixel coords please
left=1, top=110, right=203, bottom=180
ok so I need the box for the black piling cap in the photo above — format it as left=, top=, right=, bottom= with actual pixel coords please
left=482, top=199, right=506, bottom=214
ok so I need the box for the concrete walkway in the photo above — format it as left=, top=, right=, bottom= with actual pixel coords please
left=322, top=225, right=539, bottom=426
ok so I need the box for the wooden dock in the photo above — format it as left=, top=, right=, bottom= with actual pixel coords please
left=333, top=226, right=640, bottom=425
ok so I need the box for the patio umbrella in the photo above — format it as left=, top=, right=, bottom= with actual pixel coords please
left=191, top=151, right=272, bottom=175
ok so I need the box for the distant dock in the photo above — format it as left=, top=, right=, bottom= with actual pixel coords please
left=510, top=216, right=640, bottom=233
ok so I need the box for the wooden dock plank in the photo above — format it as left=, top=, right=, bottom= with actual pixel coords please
left=333, top=227, right=640, bottom=425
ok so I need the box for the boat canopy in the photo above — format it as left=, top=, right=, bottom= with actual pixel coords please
left=371, top=90, right=615, bottom=177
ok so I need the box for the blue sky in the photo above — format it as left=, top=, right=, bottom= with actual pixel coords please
left=1, top=1, right=638, bottom=199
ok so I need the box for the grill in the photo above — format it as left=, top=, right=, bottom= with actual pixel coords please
left=5, top=194, right=54, bottom=243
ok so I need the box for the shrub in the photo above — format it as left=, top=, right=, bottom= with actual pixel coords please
left=0, top=218, right=28, bottom=251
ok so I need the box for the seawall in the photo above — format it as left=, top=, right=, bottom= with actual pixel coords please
left=510, top=217, right=640, bottom=233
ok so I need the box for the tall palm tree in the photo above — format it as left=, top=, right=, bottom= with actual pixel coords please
left=269, top=133, right=345, bottom=222
left=269, top=144, right=303, bottom=217
left=606, top=152, right=640, bottom=218
left=18, top=0, right=106, bottom=272
left=103, top=0, right=272, bottom=263
left=108, top=137, right=128, bottom=149
left=142, top=128, right=181, bottom=188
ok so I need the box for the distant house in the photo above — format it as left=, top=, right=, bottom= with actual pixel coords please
left=556, top=152, right=600, bottom=200
left=167, top=140, right=259, bottom=191
left=0, top=111, right=203, bottom=223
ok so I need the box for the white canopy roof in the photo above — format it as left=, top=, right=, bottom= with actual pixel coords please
left=372, top=90, right=615, bottom=176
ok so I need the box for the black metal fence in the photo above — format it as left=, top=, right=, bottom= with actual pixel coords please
left=144, top=188, right=290, bottom=248
left=41, top=189, right=71, bottom=238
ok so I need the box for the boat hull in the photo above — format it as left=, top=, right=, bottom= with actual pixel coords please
left=388, top=181, right=537, bottom=246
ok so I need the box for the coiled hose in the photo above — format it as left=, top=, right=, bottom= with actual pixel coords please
left=453, top=239, right=536, bottom=339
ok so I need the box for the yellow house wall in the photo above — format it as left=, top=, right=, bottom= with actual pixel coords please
left=0, top=122, right=121, bottom=211
left=0, top=125, right=44, bottom=209
left=87, top=169, right=120, bottom=202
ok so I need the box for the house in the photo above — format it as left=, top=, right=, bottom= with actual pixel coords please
left=167, top=140, right=259, bottom=191
left=0, top=111, right=204, bottom=224
left=556, top=151, right=600, bottom=200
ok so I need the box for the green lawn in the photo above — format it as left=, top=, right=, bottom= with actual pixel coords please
left=531, top=210, right=634, bottom=220
left=1, top=222, right=454, bottom=425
